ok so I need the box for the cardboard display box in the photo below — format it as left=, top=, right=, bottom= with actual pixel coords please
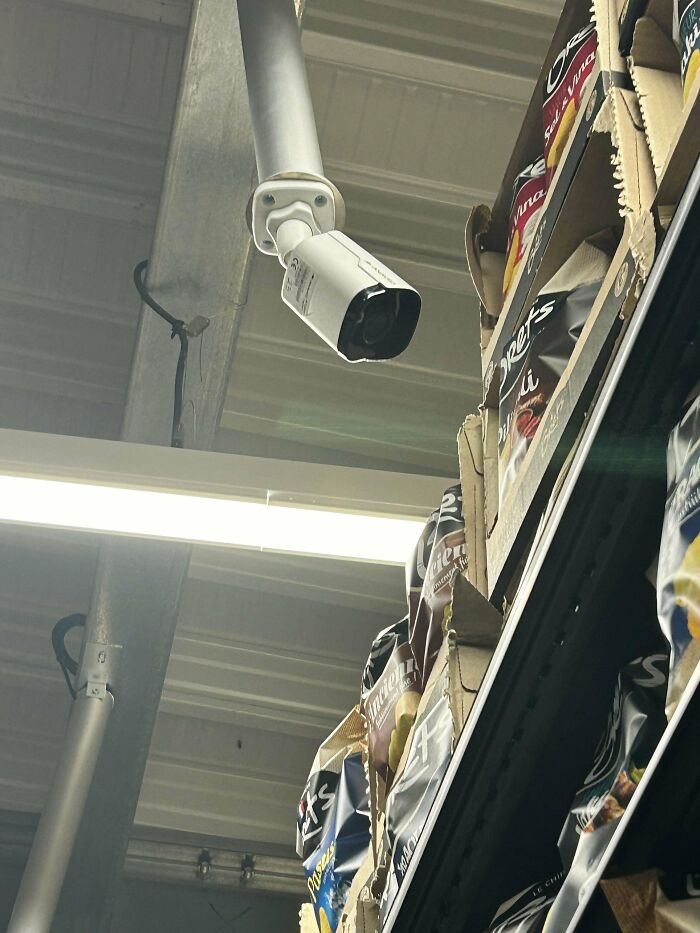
left=337, top=576, right=501, bottom=932
left=462, top=0, right=659, bottom=600
left=477, top=82, right=655, bottom=409
left=457, top=413, right=488, bottom=597
left=339, top=848, right=380, bottom=933
left=625, top=0, right=700, bottom=210
left=468, top=0, right=639, bottom=394
left=482, top=85, right=656, bottom=598
left=486, top=234, right=644, bottom=599
left=476, top=0, right=700, bottom=599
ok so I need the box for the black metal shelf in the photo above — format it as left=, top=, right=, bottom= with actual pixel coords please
left=571, top=664, right=700, bottom=932
left=383, top=157, right=700, bottom=933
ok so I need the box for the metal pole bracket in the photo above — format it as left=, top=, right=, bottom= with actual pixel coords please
left=76, top=642, right=123, bottom=699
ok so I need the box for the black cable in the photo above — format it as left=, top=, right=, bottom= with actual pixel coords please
left=51, top=613, right=86, bottom=700
left=133, top=259, right=189, bottom=448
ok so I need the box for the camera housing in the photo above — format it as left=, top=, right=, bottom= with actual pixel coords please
left=281, top=230, right=421, bottom=362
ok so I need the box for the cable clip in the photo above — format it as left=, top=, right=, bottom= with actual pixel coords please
left=76, top=641, right=123, bottom=698
left=186, top=315, right=210, bottom=338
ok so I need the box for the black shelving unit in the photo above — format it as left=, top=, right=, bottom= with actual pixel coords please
left=572, top=664, right=700, bottom=931
left=382, top=157, right=700, bottom=933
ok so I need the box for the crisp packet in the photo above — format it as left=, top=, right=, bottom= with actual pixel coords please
left=658, top=392, right=700, bottom=716
left=298, top=709, right=372, bottom=933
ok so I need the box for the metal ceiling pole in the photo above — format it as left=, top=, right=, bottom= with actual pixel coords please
left=7, top=692, right=113, bottom=933
left=237, top=0, right=323, bottom=181
left=9, top=2, right=260, bottom=930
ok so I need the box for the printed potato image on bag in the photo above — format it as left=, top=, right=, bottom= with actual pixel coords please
left=498, top=237, right=612, bottom=508
left=658, top=391, right=700, bottom=716
left=502, top=157, right=547, bottom=300
left=543, top=22, right=598, bottom=186
left=297, top=709, right=371, bottom=933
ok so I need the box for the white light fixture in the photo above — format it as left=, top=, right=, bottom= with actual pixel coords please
left=0, top=474, right=423, bottom=565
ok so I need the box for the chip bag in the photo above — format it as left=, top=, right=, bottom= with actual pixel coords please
left=502, top=157, right=547, bottom=299
left=675, top=1, right=700, bottom=103
left=543, top=654, right=668, bottom=932
left=407, top=484, right=467, bottom=687
left=297, top=709, right=372, bottom=933
left=485, top=874, right=565, bottom=932
left=378, top=650, right=455, bottom=927
left=658, top=392, right=700, bottom=717
left=498, top=238, right=611, bottom=508
left=543, top=22, right=598, bottom=186
left=361, top=617, right=421, bottom=808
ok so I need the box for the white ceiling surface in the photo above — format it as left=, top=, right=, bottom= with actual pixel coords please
left=0, top=0, right=562, bottom=865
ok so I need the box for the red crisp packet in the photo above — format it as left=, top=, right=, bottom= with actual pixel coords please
left=543, top=23, right=597, bottom=187
left=502, top=157, right=547, bottom=300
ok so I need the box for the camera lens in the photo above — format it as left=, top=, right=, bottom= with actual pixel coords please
left=339, top=285, right=421, bottom=362
left=361, top=304, right=395, bottom=346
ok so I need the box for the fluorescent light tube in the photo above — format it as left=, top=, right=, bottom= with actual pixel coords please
left=0, top=475, right=423, bottom=565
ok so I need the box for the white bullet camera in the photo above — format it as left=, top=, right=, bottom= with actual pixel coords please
left=282, top=230, right=420, bottom=363
left=237, top=0, right=422, bottom=363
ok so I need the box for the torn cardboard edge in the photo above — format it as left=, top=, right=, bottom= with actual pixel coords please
left=307, top=706, right=366, bottom=779
left=341, top=897, right=380, bottom=933
left=457, top=413, right=488, bottom=598
left=628, top=7, right=683, bottom=182
left=626, top=0, right=700, bottom=208
left=339, top=848, right=380, bottom=933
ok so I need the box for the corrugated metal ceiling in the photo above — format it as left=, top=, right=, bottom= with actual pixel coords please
left=0, top=0, right=562, bottom=898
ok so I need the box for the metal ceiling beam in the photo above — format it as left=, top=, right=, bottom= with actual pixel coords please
left=17, top=1, right=259, bottom=929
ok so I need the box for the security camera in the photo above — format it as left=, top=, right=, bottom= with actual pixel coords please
left=281, top=230, right=420, bottom=362
left=237, top=0, right=422, bottom=363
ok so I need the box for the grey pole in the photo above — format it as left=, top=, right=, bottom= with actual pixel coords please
left=237, top=0, right=324, bottom=181
left=7, top=691, right=114, bottom=933
left=46, top=2, right=262, bottom=929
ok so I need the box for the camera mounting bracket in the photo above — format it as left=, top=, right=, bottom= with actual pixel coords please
left=251, top=177, right=341, bottom=257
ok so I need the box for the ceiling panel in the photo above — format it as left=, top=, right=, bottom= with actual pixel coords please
left=0, top=0, right=566, bottom=897
left=303, top=0, right=558, bottom=79
left=0, top=525, right=402, bottom=852
left=0, top=0, right=186, bottom=439
left=0, top=0, right=186, bottom=130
